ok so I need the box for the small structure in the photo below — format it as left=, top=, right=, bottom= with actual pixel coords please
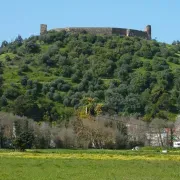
left=162, top=149, right=168, bottom=153
left=173, top=141, right=180, bottom=148
left=132, top=146, right=140, bottom=151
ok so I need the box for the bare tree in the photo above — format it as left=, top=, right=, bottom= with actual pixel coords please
left=149, top=118, right=167, bottom=147
left=126, top=117, right=148, bottom=147
left=173, top=116, right=180, bottom=141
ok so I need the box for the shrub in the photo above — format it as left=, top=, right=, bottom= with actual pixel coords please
left=25, top=41, right=41, bottom=53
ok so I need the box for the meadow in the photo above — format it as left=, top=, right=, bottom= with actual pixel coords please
left=0, top=149, right=180, bottom=180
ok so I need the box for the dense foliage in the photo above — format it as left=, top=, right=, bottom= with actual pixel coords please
left=1, top=31, right=180, bottom=122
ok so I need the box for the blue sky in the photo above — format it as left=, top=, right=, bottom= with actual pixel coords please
left=0, top=0, right=179, bottom=44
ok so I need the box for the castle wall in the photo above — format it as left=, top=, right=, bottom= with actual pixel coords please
left=59, top=27, right=112, bottom=35
left=129, top=29, right=148, bottom=39
left=112, top=28, right=149, bottom=39
left=45, top=25, right=151, bottom=40
left=112, top=28, right=127, bottom=36
left=52, top=28, right=65, bottom=32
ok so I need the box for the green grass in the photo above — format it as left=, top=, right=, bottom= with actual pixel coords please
left=0, top=150, right=180, bottom=180
left=1, top=157, right=180, bottom=180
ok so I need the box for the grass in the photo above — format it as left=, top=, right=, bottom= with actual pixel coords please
left=0, top=149, right=180, bottom=180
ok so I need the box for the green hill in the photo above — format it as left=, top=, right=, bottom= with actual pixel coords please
left=0, top=30, right=180, bottom=122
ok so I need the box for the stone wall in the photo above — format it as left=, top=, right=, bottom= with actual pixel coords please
left=128, top=29, right=148, bottom=39
left=112, top=28, right=127, bottom=36
left=52, top=27, right=112, bottom=35
left=145, top=25, right=151, bottom=40
left=40, top=24, right=47, bottom=35
left=44, top=25, right=151, bottom=40
left=112, top=28, right=148, bottom=39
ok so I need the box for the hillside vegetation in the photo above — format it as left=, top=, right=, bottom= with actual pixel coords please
left=1, top=31, right=180, bottom=122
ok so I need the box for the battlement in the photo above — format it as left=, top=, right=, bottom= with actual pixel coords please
left=40, top=24, right=151, bottom=40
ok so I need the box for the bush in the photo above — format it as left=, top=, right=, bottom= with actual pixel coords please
left=4, top=88, right=20, bottom=99
left=63, top=98, right=71, bottom=106
left=53, top=93, right=62, bottom=102
left=25, top=41, right=41, bottom=53
left=20, top=65, right=30, bottom=72
left=143, top=61, right=152, bottom=71
left=21, top=76, right=28, bottom=86
left=5, top=55, right=11, bottom=61
left=48, top=44, right=59, bottom=56
left=0, top=95, right=8, bottom=106
left=71, top=74, right=80, bottom=83
left=0, top=75, right=3, bottom=86
left=61, top=84, right=71, bottom=92
left=152, top=57, right=169, bottom=71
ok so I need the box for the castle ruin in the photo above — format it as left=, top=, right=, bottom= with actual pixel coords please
left=40, top=24, right=151, bottom=40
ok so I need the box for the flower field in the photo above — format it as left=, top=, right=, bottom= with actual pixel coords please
left=1, top=151, right=180, bottom=161
left=0, top=149, right=180, bottom=180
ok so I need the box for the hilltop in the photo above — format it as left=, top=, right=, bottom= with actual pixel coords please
left=0, top=30, right=180, bottom=122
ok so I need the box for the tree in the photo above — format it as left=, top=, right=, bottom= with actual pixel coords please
left=14, top=35, right=23, bottom=46
left=13, top=118, right=34, bottom=151
left=116, top=64, right=131, bottom=81
left=13, top=95, right=42, bottom=121
left=53, top=93, right=61, bottom=102
left=124, top=93, right=142, bottom=113
left=0, top=75, right=3, bottom=87
left=150, top=118, right=167, bottom=147
left=105, top=88, right=124, bottom=113
left=143, top=61, right=152, bottom=71
left=117, top=53, right=132, bottom=66
left=71, top=74, right=80, bottom=83
left=4, top=87, right=20, bottom=99
left=0, top=61, right=3, bottom=74
left=25, top=41, right=41, bottom=53
left=139, top=44, right=153, bottom=59
left=174, top=117, right=180, bottom=142
left=129, top=72, right=150, bottom=93
left=1, top=41, right=8, bottom=48
left=5, top=55, right=11, bottom=61
left=61, top=66, right=72, bottom=77
left=152, top=57, right=169, bottom=71
left=14, top=130, right=34, bottom=151
left=47, top=44, right=59, bottom=56
left=0, top=95, right=8, bottom=106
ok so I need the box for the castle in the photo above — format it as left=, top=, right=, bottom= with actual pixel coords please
left=40, top=24, right=151, bottom=40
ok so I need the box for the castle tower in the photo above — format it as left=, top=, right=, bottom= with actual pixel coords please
left=126, top=29, right=131, bottom=36
left=145, top=25, right=151, bottom=40
left=40, top=24, right=47, bottom=35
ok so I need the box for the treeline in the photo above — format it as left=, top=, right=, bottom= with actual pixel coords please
left=0, top=112, right=136, bottom=150
left=1, top=112, right=179, bottom=151
left=1, top=31, right=180, bottom=121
